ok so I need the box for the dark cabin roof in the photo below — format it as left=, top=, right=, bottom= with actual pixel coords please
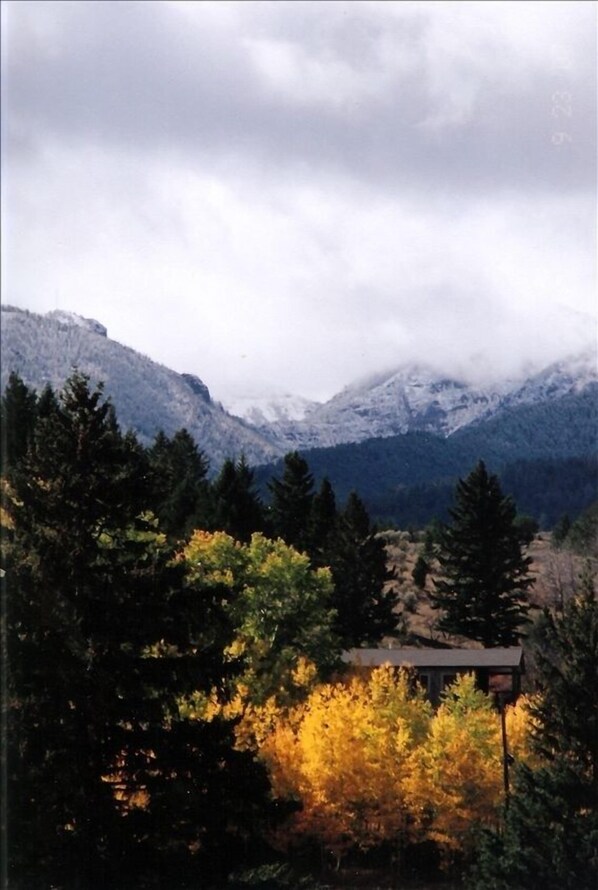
left=342, top=647, right=524, bottom=670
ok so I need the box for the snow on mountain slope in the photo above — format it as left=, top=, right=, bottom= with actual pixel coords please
left=243, top=350, right=597, bottom=452
left=0, top=305, right=281, bottom=468
left=223, top=391, right=320, bottom=426
left=2, top=304, right=595, bottom=462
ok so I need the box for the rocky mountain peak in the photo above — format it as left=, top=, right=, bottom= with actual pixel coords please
left=46, top=310, right=108, bottom=338
left=181, top=373, right=211, bottom=403
left=233, top=349, right=597, bottom=453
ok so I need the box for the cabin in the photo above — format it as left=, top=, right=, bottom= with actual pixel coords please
left=342, top=647, right=524, bottom=706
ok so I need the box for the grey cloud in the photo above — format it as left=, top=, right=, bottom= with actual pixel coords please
left=5, top=1, right=595, bottom=196
left=2, top=0, right=595, bottom=402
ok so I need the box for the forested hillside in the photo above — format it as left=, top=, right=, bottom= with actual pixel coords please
left=256, top=385, right=598, bottom=528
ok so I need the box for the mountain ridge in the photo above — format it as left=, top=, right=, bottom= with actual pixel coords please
left=227, top=349, right=597, bottom=450
left=0, top=305, right=281, bottom=468
left=2, top=304, right=596, bottom=482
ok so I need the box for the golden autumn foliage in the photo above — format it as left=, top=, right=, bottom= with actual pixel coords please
left=408, top=674, right=504, bottom=852
left=251, top=668, right=536, bottom=861
left=505, top=693, right=538, bottom=767
left=258, top=665, right=433, bottom=857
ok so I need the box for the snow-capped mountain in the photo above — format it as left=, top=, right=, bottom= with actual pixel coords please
left=0, top=305, right=281, bottom=468
left=500, top=347, right=598, bottom=409
left=232, top=350, right=597, bottom=452
left=2, top=303, right=596, bottom=465
left=222, top=391, right=320, bottom=427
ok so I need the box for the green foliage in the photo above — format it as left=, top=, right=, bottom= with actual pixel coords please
left=551, top=513, right=572, bottom=547
left=267, top=452, right=315, bottom=553
left=266, top=456, right=398, bottom=649
left=148, top=428, right=211, bottom=540
left=210, top=456, right=266, bottom=542
left=183, top=531, right=340, bottom=706
left=3, top=372, right=270, bottom=888
left=412, top=554, right=430, bottom=589
left=566, top=501, right=598, bottom=556
left=0, top=371, right=38, bottom=471
left=325, top=493, right=400, bottom=647
left=308, top=477, right=338, bottom=566
left=471, top=763, right=598, bottom=890
left=529, top=573, right=598, bottom=786
left=431, top=461, right=532, bottom=645
left=513, top=514, right=539, bottom=544
left=470, top=572, right=598, bottom=889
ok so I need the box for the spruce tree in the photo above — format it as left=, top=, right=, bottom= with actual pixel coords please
left=309, top=477, right=338, bottom=567
left=530, top=567, right=598, bottom=793
left=268, top=451, right=315, bottom=553
left=3, top=373, right=267, bottom=888
left=210, top=455, right=265, bottom=542
left=412, top=554, right=430, bottom=590
left=148, top=427, right=211, bottom=540
left=431, top=461, right=532, bottom=646
left=0, top=372, right=38, bottom=472
left=327, top=492, right=399, bottom=648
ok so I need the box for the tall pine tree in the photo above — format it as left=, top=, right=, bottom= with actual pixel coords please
left=210, top=455, right=265, bottom=542
left=326, top=492, right=399, bottom=648
left=268, top=451, right=315, bottom=553
left=431, top=461, right=532, bottom=646
left=0, top=372, right=38, bottom=472
left=3, top=373, right=268, bottom=888
left=309, top=477, right=338, bottom=567
left=148, top=427, right=211, bottom=540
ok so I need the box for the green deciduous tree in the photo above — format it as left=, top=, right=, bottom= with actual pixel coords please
left=431, top=461, right=532, bottom=646
left=183, top=530, right=339, bottom=706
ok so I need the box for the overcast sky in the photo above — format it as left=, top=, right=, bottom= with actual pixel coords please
left=2, top=1, right=596, bottom=403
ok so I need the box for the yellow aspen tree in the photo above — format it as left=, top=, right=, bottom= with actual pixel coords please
left=259, top=665, right=432, bottom=861
left=505, top=693, right=538, bottom=767
left=408, top=673, right=504, bottom=856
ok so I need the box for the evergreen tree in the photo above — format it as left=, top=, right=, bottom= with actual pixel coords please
left=470, top=571, right=598, bottom=889
left=551, top=513, right=571, bottom=547
left=3, top=373, right=268, bottom=888
left=326, top=492, right=399, bottom=648
left=148, top=428, right=211, bottom=540
left=210, top=455, right=265, bottom=542
left=267, top=451, right=315, bottom=553
left=412, top=554, right=430, bottom=590
left=431, top=461, right=532, bottom=646
left=309, top=477, right=338, bottom=566
left=0, top=372, right=38, bottom=472
left=530, top=567, right=598, bottom=792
